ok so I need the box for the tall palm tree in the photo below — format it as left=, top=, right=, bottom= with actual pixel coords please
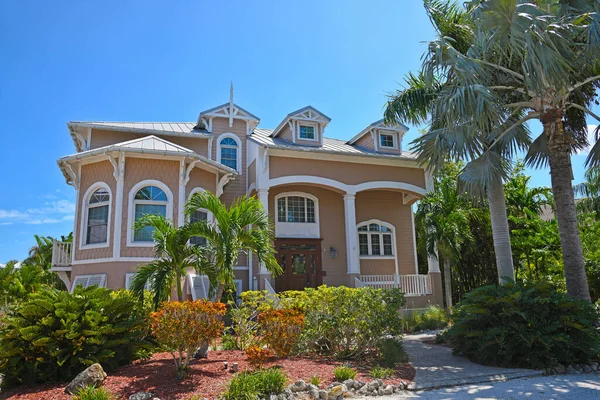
left=397, top=0, right=600, bottom=300
left=417, top=165, right=474, bottom=307
left=130, top=215, right=211, bottom=309
left=186, top=191, right=281, bottom=300
left=385, top=0, right=526, bottom=284
left=574, top=167, right=600, bottom=217
left=25, top=235, right=54, bottom=270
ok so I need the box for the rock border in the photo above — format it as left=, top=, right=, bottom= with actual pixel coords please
left=544, top=362, right=599, bottom=375
left=276, top=379, right=411, bottom=400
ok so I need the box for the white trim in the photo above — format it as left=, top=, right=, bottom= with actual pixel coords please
left=125, top=272, right=150, bottom=290
left=297, top=122, right=319, bottom=142
left=126, top=180, right=174, bottom=247
left=79, top=182, right=112, bottom=250
left=216, top=133, right=242, bottom=173
left=70, top=274, right=107, bottom=292
left=233, top=278, right=243, bottom=302
left=274, top=191, right=320, bottom=238
left=410, top=205, right=419, bottom=275
left=72, top=163, right=81, bottom=262
left=72, top=257, right=154, bottom=265
left=247, top=182, right=256, bottom=195
left=378, top=131, right=399, bottom=149
left=112, top=153, right=125, bottom=258
left=233, top=266, right=249, bottom=271
left=357, top=219, right=399, bottom=277
left=344, top=194, right=360, bottom=275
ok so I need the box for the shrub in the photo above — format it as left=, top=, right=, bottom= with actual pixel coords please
left=448, top=282, right=600, bottom=369
left=0, top=286, right=150, bottom=386
left=309, top=375, right=321, bottom=387
left=370, top=366, right=395, bottom=379
left=333, top=365, right=356, bottom=381
left=221, top=332, right=238, bottom=350
left=72, top=386, right=116, bottom=400
left=245, top=345, right=272, bottom=369
left=223, top=368, right=287, bottom=400
left=402, top=305, right=448, bottom=333
left=258, top=308, right=304, bottom=357
left=280, top=286, right=406, bottom=359
left=227, top=298, right=262, bottom=350
left=151, top=300, right=226, bottom=379
left=377, top=337, right=408, bottom=368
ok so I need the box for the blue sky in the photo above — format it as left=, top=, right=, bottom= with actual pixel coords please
left=0, top=0, right=598, bottom=263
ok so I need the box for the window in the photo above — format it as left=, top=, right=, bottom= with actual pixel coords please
left=380, top=133, right=396, bottom=148
left=85, top=188, right=110, bottom=245
left=358, top=221, right=395, bottom=257
left=219, top=136, right=238, bottom=171
left=125, top=273, right=150, bottom=290
left=299, top=125, right=315, bottom=140
left=71, top=274, right=106, bottom=292
left=133, top=185, right=168, bottom=242
left=190, top=209, right=208, bottom=246
left=277, top=196, right=315, bottom=223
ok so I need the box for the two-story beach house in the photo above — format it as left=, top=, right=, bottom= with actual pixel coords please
left=51, top=94, right=442, bottom=308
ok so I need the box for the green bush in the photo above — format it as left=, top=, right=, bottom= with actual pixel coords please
left=448, top=282, right=600, bottom=369
left=377, top=337, right=408, bottom=367
left=370, top=366, right=395, bottom=379
left=333, top=365, right=357, bottom=381
left=72, top=386, right=116, bottom=400
left=309, top=375, right=321, bottom=387
left=278, top=286, right=406, bottom=359
left=223, top=368, right=287, bottom=400
left=402, top=305, right=448, bottom=333
left=0, top=286, right=151, bottom=385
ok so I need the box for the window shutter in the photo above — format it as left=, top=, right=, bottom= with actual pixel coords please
left=87, top=274, right=106, bottom=288
left=71, top=275, right=89, bottom=292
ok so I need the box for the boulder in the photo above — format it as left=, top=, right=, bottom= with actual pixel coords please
left=327, top=385, right=346, bottom=399
left=382, top=385, right=394, bottom=396
left=65, top=363, right=107, bottom=394
left=591, top=362, right=599, bottom=371
left=566, top=365, right=579, bottom=375
left=318, top=389, right=328, bottom=399
left=129, top=393, right=155, bottom=400
left=583, top=364, right=592, bottom=373
left=306, top=384, right=320, bottom=399
left=291, top=380, right=307, bottom=393
left=366, top=380, right=380, bottom=392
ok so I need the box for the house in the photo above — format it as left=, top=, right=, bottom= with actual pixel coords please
left=51, top=91, right=442, bottom=308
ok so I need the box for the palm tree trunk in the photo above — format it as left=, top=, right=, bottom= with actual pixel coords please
left=544, top=113, right=591, bottom=301
left=487, top=177, right=515, bottom=284
left=176, top=273, right=183, bottom=302
left=443, top=258, right=453, bottom=308
left=215, top=283, right=225, bottom=302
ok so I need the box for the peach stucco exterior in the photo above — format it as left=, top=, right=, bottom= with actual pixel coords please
left=56, top=101, right=442, bottom=308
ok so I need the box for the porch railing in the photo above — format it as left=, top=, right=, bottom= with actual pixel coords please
left=51, top=241, right=72, bottom=268
left=360, top=274, right=432, bottom=296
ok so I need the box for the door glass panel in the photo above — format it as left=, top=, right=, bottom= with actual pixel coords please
left=280, top=254, right=287, bottom=272
left=291, top=254, right=306, bottom=275
left=311, top=254, right=316, bottom=274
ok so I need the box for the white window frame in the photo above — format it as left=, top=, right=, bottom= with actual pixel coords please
left=274, top=192, right=320, bottom=238
left=379, top=132, right=399, bottom=149
left=80, top=182, right=112, bottom=250
left=298, top=123, right=318, bottom=142
left=127, top=180, right=173, bottom=248
left=125, top=272, right=151, bottom=290
left=187, top=187, right=215, bottom=246
left=216, top=133, right=242, bottom=173
left=71, top=274, right=107, bottom=292
left=187, top=273, right=216, bottom=301
left=357, top=219, right=396, bottom=259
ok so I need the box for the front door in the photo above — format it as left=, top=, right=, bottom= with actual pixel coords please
left=275, top=239, right=322, bottom=292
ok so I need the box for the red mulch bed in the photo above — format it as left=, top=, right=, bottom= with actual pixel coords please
left=3, top=351, right=414, bottom=400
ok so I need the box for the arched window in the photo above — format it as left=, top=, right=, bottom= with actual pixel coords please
left=84, top=187, right=110, bottom=245
left=357, top=220, right=395, bottom=257
left=217, top=134, right=241, bottom=172
left=133, top=185, right=168, bottom=242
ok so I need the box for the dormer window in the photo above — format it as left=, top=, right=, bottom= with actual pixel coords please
left=299, top=125, right=316, bottom=140
left=380, top=133, right=397, bottom=149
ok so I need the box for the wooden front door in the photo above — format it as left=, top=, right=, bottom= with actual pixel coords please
left=275, top=239, right=322, bottom=292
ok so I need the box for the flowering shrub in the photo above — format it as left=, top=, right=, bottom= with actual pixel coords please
left=258, top=308, right=304, bottom=357
left=151, top=300, right=226, bottom=379
left=245, top=345, right=272, bottom=369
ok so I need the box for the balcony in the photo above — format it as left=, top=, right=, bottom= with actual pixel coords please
left=357, top=274, right=432, bottom=296
left=51, top=241, right=73, bottom=269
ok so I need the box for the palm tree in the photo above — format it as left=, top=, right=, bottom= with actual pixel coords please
left=574, top=167, right=600, bottom=217
left=385, top=0, right=526, bottom=284
left=186, top=191, right=281, bottom=300
left=395, top=0, right=600, bottom=300
left=416, top=164, right=474, bottom=307
left=130, top=215, right=211, bottom=309
left=25, top=235, right=54, bottom=270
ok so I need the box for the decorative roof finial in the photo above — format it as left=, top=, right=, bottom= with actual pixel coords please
left=229, top=81, right=234, bottom=127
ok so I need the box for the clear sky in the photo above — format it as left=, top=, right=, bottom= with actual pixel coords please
left=0, top=0, right=598, bottom=263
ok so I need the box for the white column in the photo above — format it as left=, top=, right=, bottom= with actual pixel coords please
left=344, top=193, right=360, bottom=275
left=178, top=160, right=185, bottom=227
left=113, top=153, right=125, bottom=259
left=258, top=189, right=270, bottom=275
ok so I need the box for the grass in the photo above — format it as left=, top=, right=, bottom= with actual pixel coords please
left=402, top=305, right=448, bottom=333
left=222, top=368, right=287, bottom=400
left=72, top=386, right=115, bottom=400
left=333, top=365, right=357, bottom=381
left=309, top=375, right=321, bottom=387
left=370, top=366, right=395, bottom=379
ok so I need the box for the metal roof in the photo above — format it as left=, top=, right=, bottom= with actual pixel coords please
left=250, top=128, right=417, bottom=160
left=68, top=121, right=212, bottom=137
left=347, top=119, right=410, bottom=145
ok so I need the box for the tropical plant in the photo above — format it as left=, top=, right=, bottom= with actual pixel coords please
left=227, top=299, right=262, bottom=350
left=0, top=286, right=150, bottom=386
left=309, top=375, right=321, bottom=387
left=405, top=0, right=600, bottom=300
left=333, top=365, right=357, bottom=381
left=72, top=386, right=116, bottom=400
left=575, top=166, right=600, bottom=217
left=370, top=366, right=395, bottom=379
left=222, top=368, right=287, bottom=400
left=416, top=164, right=475, bottom=307
left=385, top=0, right=524, bottom=284
left=186, top=191, right=282, bottom=300
left=448, top=282, right=600, bottom=369
left=377, top=337, right=408, bottom=368
left=130, top=214, right=212, bottom=309
left=245, top=345, right=272, bottom=369
left=150, top=300, right=226, bottom=379
left=402, top=305, right=448, bottom=333
left=258, top=308, right=304, bottom=357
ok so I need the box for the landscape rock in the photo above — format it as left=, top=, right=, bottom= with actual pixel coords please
left=306, top=384, right=320, bottom=399
left=556, top=364, right=567, bottom=374
left=64, top=363, right=107, bottom=394
left=327, top=384, right=345, bottom=399
left=591, top=362, right=599, bottom=371
left=291, top=380, right=307, bottom=392
left=342, top=380, right=355, bottom=390
left=583, top=364, right=592, bottom=373
left=382, top=385, right=394, bottom=396
left=129, top=393, right=155, bottom=400
left=283, top=388, right=294, bottom=398
left=318, top=389, right=328, bottom=399
left=566, top=365, right=580, bottom=374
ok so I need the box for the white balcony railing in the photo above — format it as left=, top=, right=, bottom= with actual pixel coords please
left=360, top=274, right=432, bottom=296
left=51, top=241, right=73, bottom=268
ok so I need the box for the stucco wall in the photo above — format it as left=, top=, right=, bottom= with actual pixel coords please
left=72, top=261, right=143, bottom=290
left=75, top=161, right=116, bottom=261
left=248, top=160, right=256, bottom=190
